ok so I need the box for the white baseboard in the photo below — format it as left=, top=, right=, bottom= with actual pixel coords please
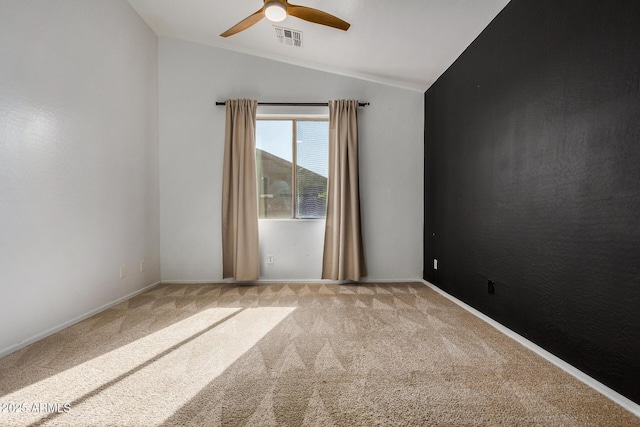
left=421, top=280, right=640, bottom=418
left=160, top=278, right=423, bottom=285
left=160, top=279, right=228, bottom=284
left=0, top=281, right=161, bottom=358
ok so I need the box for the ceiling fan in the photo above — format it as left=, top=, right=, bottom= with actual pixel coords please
left=220, top=0, right=350, bottom=37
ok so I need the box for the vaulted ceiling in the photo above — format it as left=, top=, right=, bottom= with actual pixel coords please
left=127, top=0, right=511, bottom=92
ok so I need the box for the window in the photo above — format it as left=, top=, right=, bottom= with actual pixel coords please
left=256, top=118, right=329, bottom=219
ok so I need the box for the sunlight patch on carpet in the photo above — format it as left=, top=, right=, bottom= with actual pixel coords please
left=1, top=307, right=295, bottom=426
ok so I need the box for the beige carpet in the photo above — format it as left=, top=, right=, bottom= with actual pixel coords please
left=0, top=282, right=637, bottom=426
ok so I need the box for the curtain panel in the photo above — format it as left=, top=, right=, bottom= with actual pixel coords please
left=322, top=99, right=367, bottom=281
left=221, top=99, right=260, bottom=281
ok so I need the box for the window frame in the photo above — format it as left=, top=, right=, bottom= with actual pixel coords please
left=256, top=115, right=329, bottom=220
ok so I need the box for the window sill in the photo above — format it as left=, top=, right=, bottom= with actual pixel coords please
left=258, top=218, right=326, bottom=222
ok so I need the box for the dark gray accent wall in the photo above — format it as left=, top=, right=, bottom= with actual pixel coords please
left=424, top=0, right=640, bottom=403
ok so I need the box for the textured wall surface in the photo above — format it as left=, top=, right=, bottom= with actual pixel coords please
left=159, top=38, right=423, bottom=281
left=424, top=0, right=640, bottom=403
left=0, top=0, right=160, bottom=354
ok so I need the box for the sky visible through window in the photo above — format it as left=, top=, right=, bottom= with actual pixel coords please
left=256, top=120, right=328, bottom=177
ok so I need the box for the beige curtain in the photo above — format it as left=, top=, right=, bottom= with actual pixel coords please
left=322, top=99, right=367, bottom=281
left=221, top=99, right=260, bottom=281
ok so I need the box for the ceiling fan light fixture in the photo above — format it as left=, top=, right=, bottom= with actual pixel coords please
left=264, top=1, right=287, bottom=22
left=220, top=0, right=349, bottom=37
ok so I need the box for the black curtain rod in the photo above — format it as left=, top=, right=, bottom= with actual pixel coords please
left=215, top=101, right=369, bottom=107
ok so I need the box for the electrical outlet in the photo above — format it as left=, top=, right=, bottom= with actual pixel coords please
left=139, top=260, right=145, bottom=272
left=488, top=280, right=495, bottom=294
left=267, top=255, right=274, bottom=264
left=120, top=266, right=126, bottom=278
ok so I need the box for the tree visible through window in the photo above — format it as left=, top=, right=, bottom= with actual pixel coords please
left=256, top=118, right=328, bottom=219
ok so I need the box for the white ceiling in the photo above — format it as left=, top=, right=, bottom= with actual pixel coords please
left=126, top=0, right=510, bottom=92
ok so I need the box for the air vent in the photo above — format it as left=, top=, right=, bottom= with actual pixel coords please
left=274, top=26, right=302, bottom=47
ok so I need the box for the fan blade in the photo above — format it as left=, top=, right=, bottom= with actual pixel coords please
left=220, top=8, right=265, bottom=37
left=287, top=4, right=350, bottom=31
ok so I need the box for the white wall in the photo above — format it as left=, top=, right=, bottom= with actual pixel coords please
left=0, top=0, right=160, bottom=354
left=159, top=38, right=423, bottom=281
left=259, top=219, right=326, bottom=280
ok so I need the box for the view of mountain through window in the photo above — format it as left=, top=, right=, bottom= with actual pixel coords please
left=256, top=119, right=328, bottom=219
